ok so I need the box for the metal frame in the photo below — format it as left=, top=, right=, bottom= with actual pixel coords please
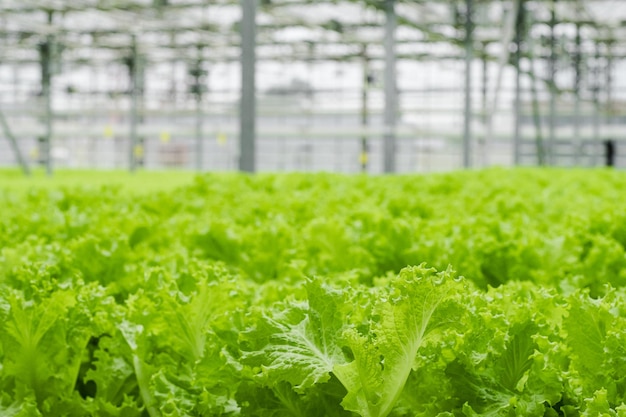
left=1, top=0, right=625, bottom=173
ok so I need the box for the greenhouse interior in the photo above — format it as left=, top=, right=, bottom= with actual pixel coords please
left=2, top=0, right=625, bottom=174
left=5, top=2, right=626, bottom=417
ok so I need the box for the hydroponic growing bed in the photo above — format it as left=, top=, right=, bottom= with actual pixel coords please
left=1, top=168, right=626, bottom=416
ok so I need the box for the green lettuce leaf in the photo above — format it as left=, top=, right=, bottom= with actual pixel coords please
left=244, top=278, right=351, bottom=392
left=333, top=265, right=464, bottom=417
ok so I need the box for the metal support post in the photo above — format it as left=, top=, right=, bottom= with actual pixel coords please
left=239, top=0, right=257, bottom=173
left=526, top=10, right=545, bottom=165
left=195, top=88, right=204, bottom=172
left=548, top=0, right=557, bottom=164
left=513, top=0, right=525, bottom=165
left=592, top=42, right=601, bottom=150
left=129, top=34, right=139, bottom=172
left=530, top=61, right=545, bottom=165
left=606, top=42, right=614, bottom=129
left=193, top=46, right=205, bottom=171
left=603, top=43, right=614, bottom=167
left=169, top=32, right=178, bottom=102
left=383, top=0, right=397, bottom=173
left=42, top=54, right=52, bottom=175
left=573, top=23, right=581, bottom=143
left=463, top=0, right=474, bottom=168
left=40, top=11, right=54, bottom=176
left=481, top=49, right=488, bottom=130
left=478, top=47, right=488, bottom=166
left=360, top=46, right=370, bottom=173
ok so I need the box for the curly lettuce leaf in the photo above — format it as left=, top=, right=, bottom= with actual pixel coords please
left=244, top=278, right=351, bottom=392
left=333, top=265, right=464, bottom=417
left=445, top=283, right=565, bottom=416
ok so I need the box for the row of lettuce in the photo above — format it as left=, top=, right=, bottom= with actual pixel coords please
left=1, top=168, right=626, bottom=416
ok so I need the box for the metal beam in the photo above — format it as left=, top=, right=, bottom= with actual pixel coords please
left=239, top=0, right=257, bottom=172
left=383, top=0, right=397, bottom=174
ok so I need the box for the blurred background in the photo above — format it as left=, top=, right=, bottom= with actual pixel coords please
left=1, top=0, right=625, bottom=174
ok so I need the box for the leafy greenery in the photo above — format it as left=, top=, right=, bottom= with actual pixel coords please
left=1, top=168, right=626, bottom=416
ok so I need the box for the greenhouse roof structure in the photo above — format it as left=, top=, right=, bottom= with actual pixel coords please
left=3, top=0, right=626, bottom=64
left=1, top=0, right=626, bottom=174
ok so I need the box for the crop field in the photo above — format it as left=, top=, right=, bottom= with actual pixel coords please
left=2, top=168, right=626, bottom=416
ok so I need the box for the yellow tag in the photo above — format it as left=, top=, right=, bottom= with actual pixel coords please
left=359, top=151, right=368, bottom=165
left=103, top=125, right=114, bottom=138
left=217, top=132, right=227, bottom=146
left=30, top=147, right=39, bottom=159
left=134, top=145, right=144, bottom=158
left=159, top=131, right=171, bottom=143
